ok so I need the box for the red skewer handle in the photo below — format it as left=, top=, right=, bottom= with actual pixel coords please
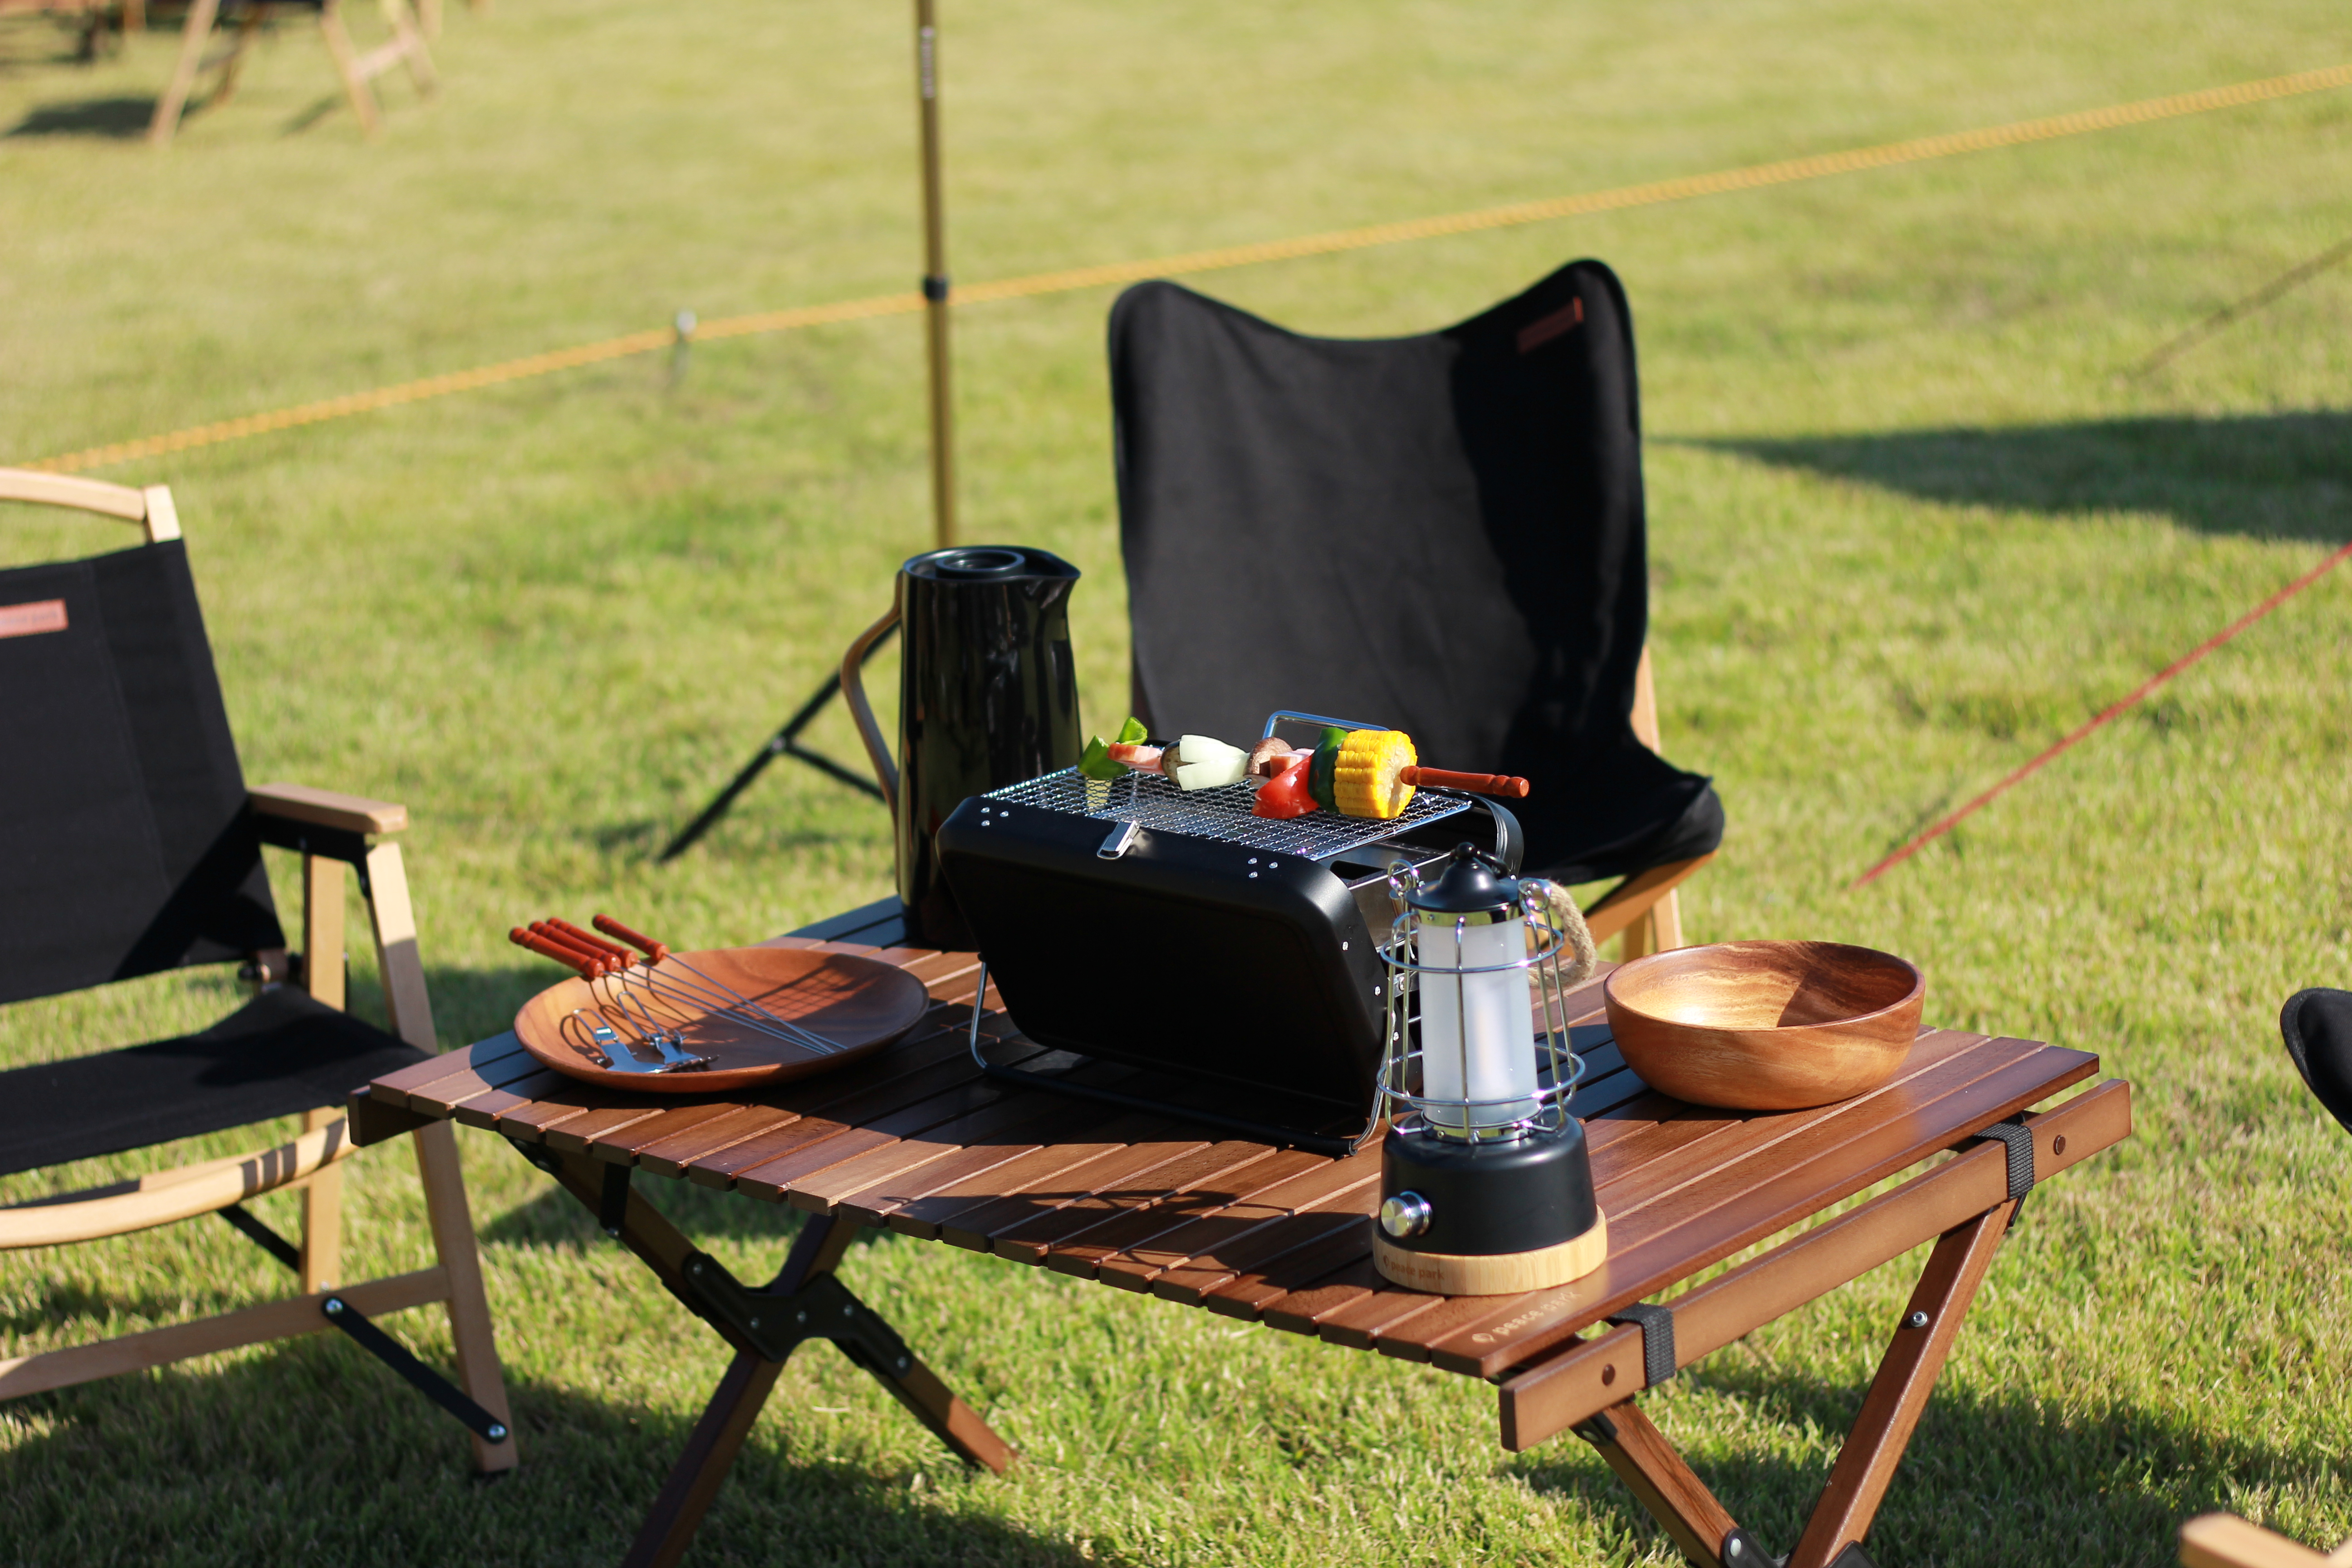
left=528, top=922, right=614, bottom=974
left=547, top=917, right=635, bottom=966
left=593, top=914, right=670, bottom=963
left=510, top=926, right=599, bottom=976
left=1400, top=767, right=1531, bottom=799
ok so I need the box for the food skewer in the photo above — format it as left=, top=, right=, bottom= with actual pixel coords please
left=515, top=920, right=848, bottom=1058
left=586, top=914, right=852, bottom=1058
left=527, top=922, right=692, bottom=1047
left=509, top=927, right=712, bottom=1072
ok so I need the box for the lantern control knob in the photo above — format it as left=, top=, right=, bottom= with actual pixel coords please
left=1379, top=1191, right=1433, bottom=1239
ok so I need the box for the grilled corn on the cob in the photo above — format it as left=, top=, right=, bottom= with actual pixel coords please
left=1331, top=729, right=1417, bottom=819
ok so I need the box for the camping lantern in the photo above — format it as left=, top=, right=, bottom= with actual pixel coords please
left=1372, top=843, right=1608, bottom=1294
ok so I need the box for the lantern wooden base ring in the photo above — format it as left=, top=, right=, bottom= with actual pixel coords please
left=1372, top=1209, right=1607, bottom=1294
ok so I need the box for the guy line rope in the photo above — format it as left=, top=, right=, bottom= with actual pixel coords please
left=18, top=59, right=2352, bottom=477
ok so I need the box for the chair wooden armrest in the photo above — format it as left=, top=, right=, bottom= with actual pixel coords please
left=2180, top=1514, right=2349, bottom=1568
left=250, top=782, right=409, bottom=835
left=0, top=1120, right=359, bottom=1251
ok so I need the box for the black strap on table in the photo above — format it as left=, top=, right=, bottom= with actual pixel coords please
left=1605, top=1301, right=1677, bottom=1387
left=1969, top=1115, right=2037, bottom=1225
left=320, top=1295, right=510, bottom=1446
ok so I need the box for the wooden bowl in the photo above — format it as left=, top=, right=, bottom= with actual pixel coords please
left=1601, top=941, right=1924, bottom=1111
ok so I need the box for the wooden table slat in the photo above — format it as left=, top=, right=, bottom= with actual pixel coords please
left=1049, top=1147, right=1338, bottom=1281
left=781, top=1068, right=1135, bottom=1215
left=677, top=1029, right=1034, bottom=1187
left=829, top=1075, right=1147, bottom=1229
left=1200, top=1217, right=1381, bottom=1320
left=371, top=1033, right=532, bottom=1106
left=1145, top=1185, right=1382, bottom=1305
left=893, top=1111, right=1183, bottom=1241
left=1093, top=1153, right=1382, bottom=1291
left=989, top=1140, right=1278, bottom=1263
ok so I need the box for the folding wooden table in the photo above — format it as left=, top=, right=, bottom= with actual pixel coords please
left=349, top=898, right=2132, bottom=1568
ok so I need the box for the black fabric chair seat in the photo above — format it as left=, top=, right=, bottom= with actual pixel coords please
left=2282, top=988, right=2352, bottom=1138
left=0, top=985, right=428, bottom=1180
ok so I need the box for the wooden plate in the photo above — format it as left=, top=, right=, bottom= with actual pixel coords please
left=514, top=946, right=932, bottom=1093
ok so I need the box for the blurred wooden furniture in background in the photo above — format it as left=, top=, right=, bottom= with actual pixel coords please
left=148, top=0, right=436, bottom=147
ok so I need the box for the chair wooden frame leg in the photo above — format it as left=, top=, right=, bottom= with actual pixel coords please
left=534, top=1152, right=1010, bottom=1568
left=299, top=850, right=348, bottom=1294
left=348, top=836, right=514, bottom=1473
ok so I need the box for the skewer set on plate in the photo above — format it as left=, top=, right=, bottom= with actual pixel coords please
left=509, top=915, right=847, bottom=1074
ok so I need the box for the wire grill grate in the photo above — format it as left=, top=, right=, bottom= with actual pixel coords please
left=983, top=766, right=1474, bottom=861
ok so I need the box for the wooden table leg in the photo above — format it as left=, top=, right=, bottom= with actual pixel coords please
left=620, top=1215, right=854, bottom=1568
left=533, top=1152, right=1012, bottom=1564
left=1575, top=1401, right=1740, bottom=1568
left=1786, top=1199, right=2018, bottom=1568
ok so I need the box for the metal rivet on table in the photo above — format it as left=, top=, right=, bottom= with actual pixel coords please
left=842, top=1305, right=854, bottom=1321
left=2052, top=1135, right=2067, bottom=1156
left=1906, top=1310, right=1930, bottom=1329
left=796, top=1309, right=808, bottom=1326
left=750, top=1317, right=762, bottom=1331
left=1727, top=1541, right=1743, bottom=1561
left=1248, top=872, right=1258, bottom=878
left=487, top=1423, right=509, bottom=1442
left=897, top=1355, right=911, bottom=1371
left=324, top=1297, right=344, bottom=1317
left=1600, top=1363, right=1615, bottom=1386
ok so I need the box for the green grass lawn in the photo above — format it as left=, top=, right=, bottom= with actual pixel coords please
left=3, top=1, right=2350, bottom=1562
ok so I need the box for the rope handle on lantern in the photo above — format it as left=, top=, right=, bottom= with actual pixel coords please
left=1523, top=878, right=1598, bottom=990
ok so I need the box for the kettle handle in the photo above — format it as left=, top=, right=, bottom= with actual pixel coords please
left=839, top=580, right=903, bottom=816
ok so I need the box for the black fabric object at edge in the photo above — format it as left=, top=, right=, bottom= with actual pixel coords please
left=1110, top=262, right=1723, bottom=886
left=2281, top=988, right=2352, bottom=1138
left=0, top=539, right=281, bottom=1006
left=0, top=985, right=427, bottom=1179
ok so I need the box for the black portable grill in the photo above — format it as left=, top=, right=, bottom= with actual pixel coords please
left=935, top=715, right=1523, bottom=1154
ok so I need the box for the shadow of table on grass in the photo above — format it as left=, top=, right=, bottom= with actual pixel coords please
left=1513, top=1355, right=2311, bottom=1568
left=0, top=1348, right=1076, bottom=1567
left=1687, top=411, right=2352, bottom=545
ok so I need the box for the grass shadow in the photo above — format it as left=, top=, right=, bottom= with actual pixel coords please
left=0, top=1344, right=1075, bottom=1565
left=1513, top=1356, right=2323, bottom=1565
left=5, top=93, right=152, bottom=138
left=1686, top=411, right=2352, bottom=545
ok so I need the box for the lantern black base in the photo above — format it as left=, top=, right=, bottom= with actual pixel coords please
left=1372, top=1117, right=1604, bottom=1293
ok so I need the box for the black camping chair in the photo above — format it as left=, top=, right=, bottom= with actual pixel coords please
left=0, top=468, right=514, bottom=1473
left=2281, top=988, right=2352, bottom=1137
left=1110, top=260, right=1723, bottom=954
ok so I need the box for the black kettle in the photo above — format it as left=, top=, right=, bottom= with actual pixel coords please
left=842, top=546, right=1084, bottom=949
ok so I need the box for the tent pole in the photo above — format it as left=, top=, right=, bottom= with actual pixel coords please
left=913, top=0, right=955, bottom=548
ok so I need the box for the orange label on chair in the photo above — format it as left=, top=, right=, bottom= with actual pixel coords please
left=0, top=599, right=67, bottom=639
left=1515, top=298, right=1584, bottom=354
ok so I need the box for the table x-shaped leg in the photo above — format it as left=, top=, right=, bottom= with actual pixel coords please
left=529, top=1150, right=1014, bottom=1568
left=1573, top=1198, right=2017, bottom=1568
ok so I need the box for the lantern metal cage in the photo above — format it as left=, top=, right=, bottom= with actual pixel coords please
left=1373, top=864, right=1592, bottom=1139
